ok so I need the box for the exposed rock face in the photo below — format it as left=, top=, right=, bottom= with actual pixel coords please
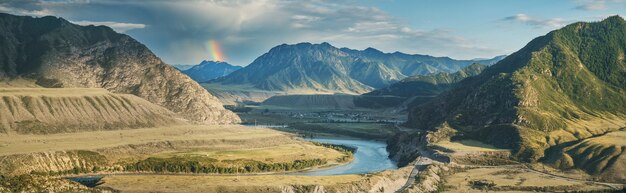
left=0, top=150, right=107, bottom=176
left=0, top=13, right=239, bottom=124
left=406, top=16, right=626, bottom=180
left=405, top=164, right=449, bottom=193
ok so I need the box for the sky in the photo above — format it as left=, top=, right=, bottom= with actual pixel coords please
left=1, top=0, right=625, bottom=66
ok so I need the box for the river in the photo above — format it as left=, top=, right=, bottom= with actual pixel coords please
left=293, top=137, right=398, bottom=176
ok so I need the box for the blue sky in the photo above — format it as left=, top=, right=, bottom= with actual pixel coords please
left=1, top=0, right=625, bottom=66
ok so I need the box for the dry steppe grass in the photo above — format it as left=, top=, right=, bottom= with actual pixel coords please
left=161, top=142, right=345, bottom=164
left=546, top=130, right=626, bottom=183
left=0, top=124, right=286, bottom=155
left=433, top=139, right=507, bottom=153
left=101, top=174, right=362, bottom=193
left=0, top=124, right=347, bottom=175
left=0, top=88, right=181, bottom=134
left=443, top=167, right=609, bottom=193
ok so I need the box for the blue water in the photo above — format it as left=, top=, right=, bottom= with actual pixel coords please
left=293, top=138, right=397, bottom=176
left=66, top=176, right=103, bottom=187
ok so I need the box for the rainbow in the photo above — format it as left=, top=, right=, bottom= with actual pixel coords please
left=207, top=40, right=225, bottom=61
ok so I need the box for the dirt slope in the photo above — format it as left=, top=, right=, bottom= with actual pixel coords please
left=0, top=88, right=181, bottom=134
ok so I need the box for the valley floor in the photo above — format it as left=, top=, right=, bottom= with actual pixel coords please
left=403, top=136, right=626, bottom=193
left=1, top=88, right=624, bottom=193
left=0, top=124, right=351, bottom=176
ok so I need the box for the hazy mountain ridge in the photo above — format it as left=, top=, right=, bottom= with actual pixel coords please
left=171, top=64, right=196, bottom=71
left=406, top=16, right=626, bottom=181
left=0, top=13, right=239, bottom=124
left=366, top=63, right=488, bottom=98
left=180, top=60, right=242, bottom=82
left=213, top=42, right=503, bottom=94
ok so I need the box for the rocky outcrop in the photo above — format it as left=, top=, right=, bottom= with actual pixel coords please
left=405, top=164, right=448, bottom=193
left=0, top=13, right=239, bottom=124
left=281, top=185, right=326, bottom=193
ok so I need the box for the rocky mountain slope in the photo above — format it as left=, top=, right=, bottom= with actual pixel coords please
left=213, top=42, right=503, bottom=94
left=181, top=60, right=242, bottom=82
left=0, top=13, right=239, bottom=124
left=406, top=16, right=626, bottom=181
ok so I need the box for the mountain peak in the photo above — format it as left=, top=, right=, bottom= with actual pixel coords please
left=320, top=42, right=332, bottom=47
left=200, top=60, right=227, bottom=65
left=269, top=42, right=339, bottom=52
left=182, top=60, right=241, bottom=82
left=363, top=47, right=382, bottom=53
left=601, top=15, right=625, bottom=24
left=0, top=13, right=239, bottom=124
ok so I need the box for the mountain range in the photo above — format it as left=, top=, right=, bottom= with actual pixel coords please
left=0, top=13, right=239, bottom=124
left=180, top=60, right=241, bottom=82
left=211, top=42, right=505, bottom=94
left=406, top=16, right=626, bottom=182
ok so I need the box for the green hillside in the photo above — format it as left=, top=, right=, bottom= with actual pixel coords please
left=407, top=16, right=626, bottom=181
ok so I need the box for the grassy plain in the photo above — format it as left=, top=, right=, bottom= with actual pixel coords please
left=0, top=125, right=288, bottom=155
left=442, top=167, right=610, bottom=193
left=154, top=142, right=345, bottom=164
left=287, top=122, right=399, bottom=139
left=101, top=174, right=363, bottom=193
left=0, top=124, right=347, bottom=174
left=433, top=139, right=507, bottom=153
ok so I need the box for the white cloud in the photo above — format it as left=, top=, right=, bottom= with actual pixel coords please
left=573, top=0, right=626, bottom=11
left=0, top=4, right=54, bottom=17
left=504, top=14, right=567, bottom=28
left=2, top=0, right=503, bottom=65
left=576, top=0, right=608, bottom=10
left=72, top=20, right=146, bottom=32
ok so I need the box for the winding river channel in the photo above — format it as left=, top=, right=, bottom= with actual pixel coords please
left=293, top=137, right=398, bottom=176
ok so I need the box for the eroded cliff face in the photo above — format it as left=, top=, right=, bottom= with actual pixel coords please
left=0, top=13, right=239, bottom=124
left=0, top=150, right=107, bottom=176
left=0, top=175, right=114, bottom=193
left=404, top=164, right=448, bottom=193
left=0, top=88, right=182, bottom=134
